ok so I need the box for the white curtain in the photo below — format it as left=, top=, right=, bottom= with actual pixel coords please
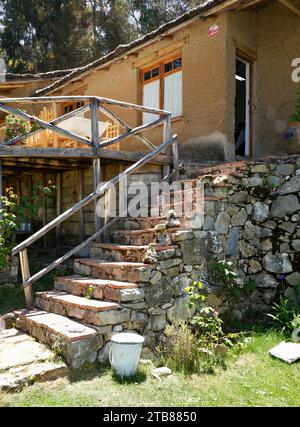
left=164, top=71, right=182, bottom=118
left=142, top=80, right=160, bottom=125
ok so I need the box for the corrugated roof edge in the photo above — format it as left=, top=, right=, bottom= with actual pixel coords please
left=0, top=69, right=76, bottom=83
left=35, top=0, right=227, bottom=96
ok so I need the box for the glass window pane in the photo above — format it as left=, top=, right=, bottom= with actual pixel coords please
left=152, top=67, right=159, bottom=78
left=144, top=70, right=151, bottom=81
left=174, top=58, right=182, bottom=69
left=164, top=61, right=173, bottom=73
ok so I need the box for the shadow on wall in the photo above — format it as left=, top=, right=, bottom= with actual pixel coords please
left=179, top=132, right=231, bottom=162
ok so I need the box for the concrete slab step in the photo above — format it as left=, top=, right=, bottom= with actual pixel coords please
left=74, top=259, right=151, bottom=283
left=14, top=309, right=103, bottom=369
left=90, top=243, right=175, bottom=262
left=120, top=217, right=166, bottom=229
left=55, top=275, right=138, bottom=301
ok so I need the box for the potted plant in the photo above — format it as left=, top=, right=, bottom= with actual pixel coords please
left=15, top=182, right=56, bottom=232
left=284, top=88, right=300, bottom=154
left=0, top=188, right=18, bottom=284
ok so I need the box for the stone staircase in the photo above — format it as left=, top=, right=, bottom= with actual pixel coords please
left=11, top=179, right=202, bottom=369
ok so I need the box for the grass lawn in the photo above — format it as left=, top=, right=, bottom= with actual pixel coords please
left=0, top=330, right=300, bottom=407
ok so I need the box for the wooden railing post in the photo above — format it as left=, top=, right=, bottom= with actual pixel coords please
left=163, top=114, right=172, bottom=179
left=172, top=138, right=180, bottom=181
left=91, top=98, right=102, bottom=241
left=19, top=249, right=33, bottom=308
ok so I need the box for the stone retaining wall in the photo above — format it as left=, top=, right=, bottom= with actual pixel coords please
left=98, top=157, right=300, bottom=356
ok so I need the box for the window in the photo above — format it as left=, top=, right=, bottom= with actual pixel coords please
left=141, top=53, right=182, bottom=124
left=63, top=101, right=84, bottom=115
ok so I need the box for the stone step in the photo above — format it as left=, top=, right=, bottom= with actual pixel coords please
left=90, top=243, right=175, bottom=262
left=14, top=309, right=102, bottom=369
left=120, top=217, right=166, bottom=230
left=111, top=227, right=183, bottom=245
left=35, top=291, right=119, bottom=321
left=55, top=275, right=138, bottom=302
left=74, top=259, right=151, bottom=283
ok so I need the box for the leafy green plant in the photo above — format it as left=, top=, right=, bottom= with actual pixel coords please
left=4, top=112, right=40, bottom=141
left=15, top=181, right=56, bottom=223
left=208, top=260, right=240, bottom=299
left=290, top=88, right=300, bottom=122
left=267, top=296, right=300, bottom=333
left=86, top=286, right=94, bottom=300
left=0, top=189, right=17, bottom=268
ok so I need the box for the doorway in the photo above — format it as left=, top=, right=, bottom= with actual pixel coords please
left=235, top=57, right=251, bottom=158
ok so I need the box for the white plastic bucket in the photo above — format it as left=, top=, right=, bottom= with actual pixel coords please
left=109, top=333, right=144, bottom=378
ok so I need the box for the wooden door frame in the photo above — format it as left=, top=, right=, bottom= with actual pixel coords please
left=236, top=49, right=255, bottom=159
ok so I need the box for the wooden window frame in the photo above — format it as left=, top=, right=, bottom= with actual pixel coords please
left=62, top=101, right=85, bottom=115
left=140, top=51, right=183, bottom=124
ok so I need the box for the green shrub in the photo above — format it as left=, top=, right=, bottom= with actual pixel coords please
left=0, top=189, right=17, bottom=268
left=267, top=296, right=300, bottom=334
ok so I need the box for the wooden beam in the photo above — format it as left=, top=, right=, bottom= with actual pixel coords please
left=91, top=98, right=102, bottom=238
left=0, top=146, right=172, bottom=164
left=78, top=170, right=84, bottom=242
left=278, top=0, right=300, bottom=16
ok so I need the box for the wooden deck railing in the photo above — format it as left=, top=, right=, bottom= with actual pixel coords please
left=0, top=95, right=178, bottom=308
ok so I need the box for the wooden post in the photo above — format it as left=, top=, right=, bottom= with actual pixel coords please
left=20, top=249, right=33, bottom=308
left=78, top=169, right=84, bottom=242
left=55, top=172, right=62, bottom=248
left=0, top=160, right=3, bottom=220
left=162, top=114, right=172, bottom=180
left=172, top=138, right=180, bottom=181
left=91, top=98, right=102, bottom=240
left=42, top=173, right=47, bottom=248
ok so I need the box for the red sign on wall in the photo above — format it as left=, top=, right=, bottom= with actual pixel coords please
left=208, top=24, right=219, bottom=37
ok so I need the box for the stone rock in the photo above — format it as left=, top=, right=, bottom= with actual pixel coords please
left=151, top=314, right=166, bottom=332
left=145, top=276, right=174, bottom=306
left=292, top=214, right=300, bottom=222
left=166, top=296, right=193, bottom=322
left=214, top=212, right=230, bottom=235
left=279, top=176, right=300, bottom=195
left=151, top=367, right=172, bottom=379
left=174, top=275, right=192, bottom=296
left=158, top=258, right=182, bottom=271
left=286, top=272, right=300, bottom=287
left=270, top=195, right=300, bottom=218
left=248, top=259, right=262, bottom=274
left=143, top=244, right=158, bottom=264
left=140, top=347, right=155, bottom=361
left=277, top=163, right=295, bottom=176
left=240, top=240, right=256, bottom=258
left=252, top=202, right=269, bottom=222
left=179, top=239, right=206, bottom=265
left=150, top=270, right=162, bottom=286
left=93, top=309, right=131, bottom=326
left=259, top=239, right=273, bottom=253
left=130, top=311, right=149, bottom=330
left=232, top=209, right=248, bottom=226
left=228, top=191, right=248, bottom=205
left=203, top=215, right=214, bottom=231
left=247, top=176, right=264, bottom=187
left=124, top=220, right=139, bottom=230
left=266, top=176, right=282, bottom=188
left=263, top=253, right=293, bottom=274
left=226, top=227, right=240, bottom=256
left=172, top=230, right=194, bottom=242
left=97, top=342, right=112, bottom=364
left=166, top=209, right=181, bottom=228
left=255, top=273, right=278, bottom=288
left=155, top=223, right=167, bottom=233
left=120, top=288, right=145, bottom=302
left=292, top=240, right=300, bottom=251
left=251, top=164, right=267, bottom=173
left=279, top=222, right=296, bottom=234
left=157, top=249, right=177, bottom=261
